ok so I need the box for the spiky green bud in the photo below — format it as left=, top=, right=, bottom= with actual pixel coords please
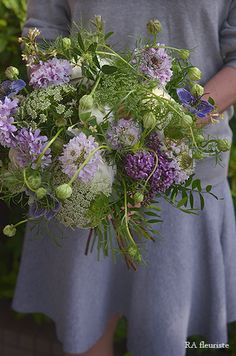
left=133, top=192, right=144, bottom=204
left=28, top=174, right=42, bottom=190
left=217, top=139, right=231, bottom=152
left=179, top=49, right=190, bottom=60
left=62, top=37, right=71, bottom=49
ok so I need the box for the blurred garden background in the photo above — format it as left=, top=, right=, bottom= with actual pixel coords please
left=0, top=1, right=236, bottom=355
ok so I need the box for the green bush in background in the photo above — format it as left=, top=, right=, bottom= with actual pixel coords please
left=0, top=1, right=236, bottom=354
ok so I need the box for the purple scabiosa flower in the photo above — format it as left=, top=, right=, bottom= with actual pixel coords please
left=59, top=132, right=102, bottom=183
left=0, top=97, right=18, bottom=147
left=29, top=58, right=72, bottom=89
left=176, top=88, right=214, bottom=118
left=13, top=128, right=51, bottom=169
left=133, top=46, right=172, bottom=85
left=124, top=151, right=156, bottom=180
left=107, top=118, right=141, bottom=149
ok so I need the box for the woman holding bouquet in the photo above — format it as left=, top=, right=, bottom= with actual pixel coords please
left=12, top=1, right=236, bottom=356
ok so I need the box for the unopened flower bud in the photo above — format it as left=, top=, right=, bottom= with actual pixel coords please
left=93, top=15, right=104, bottom=32
left=191, top=84, right=204, bottom=97
left=188, top=67, right=202, bottom=81
left=55, top=117, right=67, bottom=127
left=192, top=151, right=204, bottom=160
left=5, top=66, right=19, bottom=80
left=195, top=134, right=205, bottom=143
left=147, top=19, right=162, bottom=35
left=3, top=224, right=16, bottom=237
left=28, top=174, right=42, bottom=190
left=143, top=112, right=157, bottom=129
left=79, top=94, right=94, bottom=121
left=62, top=37, right=71, bottom=49
left=182, top=115, right=193, bottom=126
left=36, top=187, right=47, bottom=199
left=217, top=139, right=231, bottom=152
left=134, top=192, right=144, bottom=204
left=179, top=49, right=190, bottom=60
left=56, top=184, right=73, bottom=200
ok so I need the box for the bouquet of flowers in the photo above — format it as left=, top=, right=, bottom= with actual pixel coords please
left=0, top=17, right=230, bottom=269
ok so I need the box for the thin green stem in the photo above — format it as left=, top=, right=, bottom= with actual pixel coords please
left=144, top=151, right=159, bottom=189
left=122, top=178, right=136, bottom=246
left=68, top=145, right=109, bottom=185
left=14, top=217, right=35, bottom=228
left=36, top=128, right=64, bottom=168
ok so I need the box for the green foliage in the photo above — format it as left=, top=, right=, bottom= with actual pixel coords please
left=0, top=0, right=26, bottom=78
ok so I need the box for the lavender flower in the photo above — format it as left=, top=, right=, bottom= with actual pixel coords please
left=29, top=58, right=72, bottom=89
left=59, top=133, right=102, bottom=183
left=124, top=151, right=156, bottom=180
left=0, top=97, right=18, bottom=147
left=107, top=118, right=141, bottom=149
left=13, top=128, right=51, bottom=168
left=133, top=46, right=172, bottom=85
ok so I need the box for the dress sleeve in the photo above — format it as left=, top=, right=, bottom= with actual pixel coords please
left=220, top=0, right=236, bottom=68
left=23, top=0, right=71, bottom=40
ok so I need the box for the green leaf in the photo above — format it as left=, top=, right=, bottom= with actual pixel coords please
left=104, top=31, right=114, bottom=40
left=192, top=179, right=202, bottom=192
left=199, top=193, right=205, bottom=210
left=206, top=185, right=212, bottom=193
left=77, top=31, right=85, bottom=51
left=208, top=96, right=215, bottom=105
left=145, top=211, right=161, bottom=217
left=101, top=65, right=118, bottom=74
left=177, top=196, right=188, bottom=208
left=190, top=191, right=194, bottom=209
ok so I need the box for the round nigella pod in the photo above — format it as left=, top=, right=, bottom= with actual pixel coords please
left=143, top=112, right=157, bottom=129
left=28, top=174, right=42, bottom=190
left=191, top=84, right=204, bottom=97
left=195, top=134, right=205, bottom=143
left=181, top=115, right=193, bottom=126
left=5, top=66, right=19, bottom=80
left=62, top=37, right=71, bottom=50
left=179, top=49, right=190, bottom=60
left=3, top=224, right=17, bottom=237
left=188, top=67, right=202, bottom=81
left=147, top=19, right=162, bottom=35
left=217, top=139, right=231, bottom=152
left=192, top=151, right=204, bottom=159
left=55, top=184, right=73, bottom=200
left=36, top=187, right=47, bottom=200
left=133, top=192, right=144, bottom=204
left=79, top=94, right=94, bottom=121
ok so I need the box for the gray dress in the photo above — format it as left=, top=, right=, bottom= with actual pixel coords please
left=13, top=1, right=236, bottom=355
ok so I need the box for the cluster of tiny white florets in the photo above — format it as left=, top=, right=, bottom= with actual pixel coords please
left=53, top=162, right=113, bottom=228
left=17, top=84, right=77, bottom=124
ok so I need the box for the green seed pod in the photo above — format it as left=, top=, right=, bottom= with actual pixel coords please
left=192, top=151, right=204, bottom=160
left=181, top=115, right=193, bottom=126
left=143, top=112, right=157, bottom=129
left=217, top=139, right=231, bottom=152
left=55, top=184, right=73, bottom=200
left=36, top=187, right=47, bottom=200
left=51, top=138, right=64, bottom=154
left=55, top=117, right=67, bottom=127
left=62, top=37, right=71, bottom=49
left=179, top=49, right=190, bottom=60
left=5, top=66, right=19, bottom=80
left=3, top=224, right=16, bottom=237
left=147, top=19, right=162, bottom=35
left=128, top=246, right=138, bottom=258
left=191, top=84, right=204, bottom=97
left=133, top=192, right=144, bottom=204
left=188, top=67, right=202, bottom=81
left=79, top=95, right=94, bottom=121
left=28, top=174, right=42, bottom=190
left=195, top=134, right=205, bottom=143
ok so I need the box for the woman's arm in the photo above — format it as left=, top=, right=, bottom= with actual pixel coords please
left=204, top=66, right=236, bottom=113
